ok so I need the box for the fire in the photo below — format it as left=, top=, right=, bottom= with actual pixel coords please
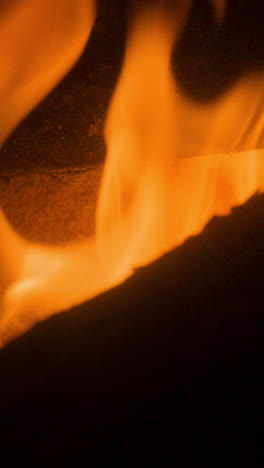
left=0, top=0, right=263, bottom=346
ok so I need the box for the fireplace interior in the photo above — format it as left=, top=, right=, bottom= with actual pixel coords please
left=0, top=1, right=264, bottom=465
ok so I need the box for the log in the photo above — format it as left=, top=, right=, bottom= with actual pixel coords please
left=0, top=193, right=263, bottom=466
left=0, top=166, right=102, bottom=243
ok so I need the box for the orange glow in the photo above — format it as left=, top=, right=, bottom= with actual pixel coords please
left=0, top=0, right=264, bottom=345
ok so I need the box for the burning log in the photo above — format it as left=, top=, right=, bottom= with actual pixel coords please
left=0, top=193, right=263, bottom=465
left=0, top=165, right=102, bottom=243
left=1, top=0, right=264, bottom=344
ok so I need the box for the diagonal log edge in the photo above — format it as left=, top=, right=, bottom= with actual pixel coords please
left=0, top=192, right=263, bottom=464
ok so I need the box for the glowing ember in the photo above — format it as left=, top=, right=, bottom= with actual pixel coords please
left=0, top=0, right=264, bottom=345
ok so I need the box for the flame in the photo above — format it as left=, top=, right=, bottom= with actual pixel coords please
left=0, top=0, right=96, bottom=144
left=211, top=0, right=227, bottom=24
left=0, top=0, right=264, bottom=345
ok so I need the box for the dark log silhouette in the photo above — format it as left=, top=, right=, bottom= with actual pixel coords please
left=0, top=193, right=263, bottom=465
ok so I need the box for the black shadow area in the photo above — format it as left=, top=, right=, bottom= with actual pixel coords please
left=0, top=193, right=264, bottom=465
left=174, top=0, right=264, bottom=102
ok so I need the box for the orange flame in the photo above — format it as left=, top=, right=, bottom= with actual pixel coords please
left=0, top=0, right=264, bottom=345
